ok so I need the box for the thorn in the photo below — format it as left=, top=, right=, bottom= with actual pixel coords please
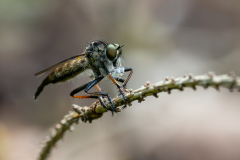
left=207, top=71, right=216, bottom=78
left=81, top=106, right=87, bottom=112
left=229, top=83, right=235, bottom=92
left=229, top=71, right=237, bottom=79
left=144, top=81, right=151, bottom=88
left=138, top=92, right=144, bottom=103
left=164, top=76, right=169, bottom=82
left=50, top=129, right=57, bottom=137
left=129, top=89, right=134, bottom=95
left=116, top=107, right=122, bottom=112
left=178, top=84, right=184, bottom=91
left=189, top=73, right=194, bottom=79
left=72, top=104, right=79, bottom=108
left=192, top=86, right=196, bottom=91
left=78, top=107, right=89, bottom=123
left=171, top=77, right=175, bottom=84
left=153, top=93, right=159, bottom=98
left=61, top=119, right=66, bottom=125
left=70, top=126, right=74, bottom=132
left=203, top=83, right=209, bottom=89
left=83, top=105, right=89, bottom=111
left=126, top=89, right=134, bottom=99
left=214, top=85, right=220, bottom=91
left=167, top=88, right=171, bottom=94
left=55, top=124, right=61, bottom=129
left=72, top=104, right=81, bottom=114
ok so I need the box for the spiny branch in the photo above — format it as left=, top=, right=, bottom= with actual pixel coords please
left=38, top=72, right=240, bottom=160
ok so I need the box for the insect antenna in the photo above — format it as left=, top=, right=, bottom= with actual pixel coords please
left=117, top=45, right=124, bottom=50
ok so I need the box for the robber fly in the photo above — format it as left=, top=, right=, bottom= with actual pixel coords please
left=34, top=40, right=133, bottom=114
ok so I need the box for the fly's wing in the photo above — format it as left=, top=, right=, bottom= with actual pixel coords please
left=34, top=54, right=86, bottom=77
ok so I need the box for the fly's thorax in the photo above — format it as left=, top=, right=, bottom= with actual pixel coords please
left=85, top=41, right=107, bottom=76
left=87, top=50, right=105, bottom=76
left=86, top=41, right=106, bottom=64
left=85, top=41, right=106, bottom=53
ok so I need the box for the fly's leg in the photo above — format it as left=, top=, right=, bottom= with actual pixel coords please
left=70, top=76, right=116, bottom=115
left=122, top=67, right=133, bottom=91
left=111, top=68, right=133, bottom=109
left=94, top=84, right=113, bottom=113
left=122, top=68, right=133, bottom=109
left=108, top=73, right=129, bottom=110
left=115, top=77, right=124, bottom=83
left=115, top=67, right=133, bottom=91
left=83, top=77, right=116, bottom=114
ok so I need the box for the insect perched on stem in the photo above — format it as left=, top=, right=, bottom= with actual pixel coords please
left=34, top=40, right=133, bottom=114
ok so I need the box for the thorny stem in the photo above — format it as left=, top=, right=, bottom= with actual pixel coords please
left=38, top=72, right=240, bottom=160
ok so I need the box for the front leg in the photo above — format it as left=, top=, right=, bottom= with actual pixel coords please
left=122, top=67, right=133, bottom=88
left=112, top=67, right=133, bottom=109
left=115, top=67, right=133, bottom=92
left=108, top=73, right=130, bottom=110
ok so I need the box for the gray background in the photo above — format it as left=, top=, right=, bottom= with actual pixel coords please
left=1, top=0, right=240, bottom=159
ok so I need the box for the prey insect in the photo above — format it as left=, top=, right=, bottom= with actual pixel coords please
left=34, top=40, right=133, bottom=115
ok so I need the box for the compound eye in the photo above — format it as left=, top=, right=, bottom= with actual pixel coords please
left=106, top=44, right=117, bottom=61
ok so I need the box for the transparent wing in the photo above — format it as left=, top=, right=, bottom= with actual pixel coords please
left=35, top=53, right=86, bottom=77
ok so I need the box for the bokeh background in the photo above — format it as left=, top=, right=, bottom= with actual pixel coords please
left=1, top=0, right=240, bottom=160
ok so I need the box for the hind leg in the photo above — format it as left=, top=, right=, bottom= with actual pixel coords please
left=70, top=76, right=116, bottom=115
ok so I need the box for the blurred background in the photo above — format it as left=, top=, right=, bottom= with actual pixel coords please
left=1, top=0, right=240, bottom=159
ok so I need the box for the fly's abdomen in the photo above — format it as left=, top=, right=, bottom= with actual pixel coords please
left=49, top=57, right=89, bottom=83
left=34, top=57, right=89, bottom=100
